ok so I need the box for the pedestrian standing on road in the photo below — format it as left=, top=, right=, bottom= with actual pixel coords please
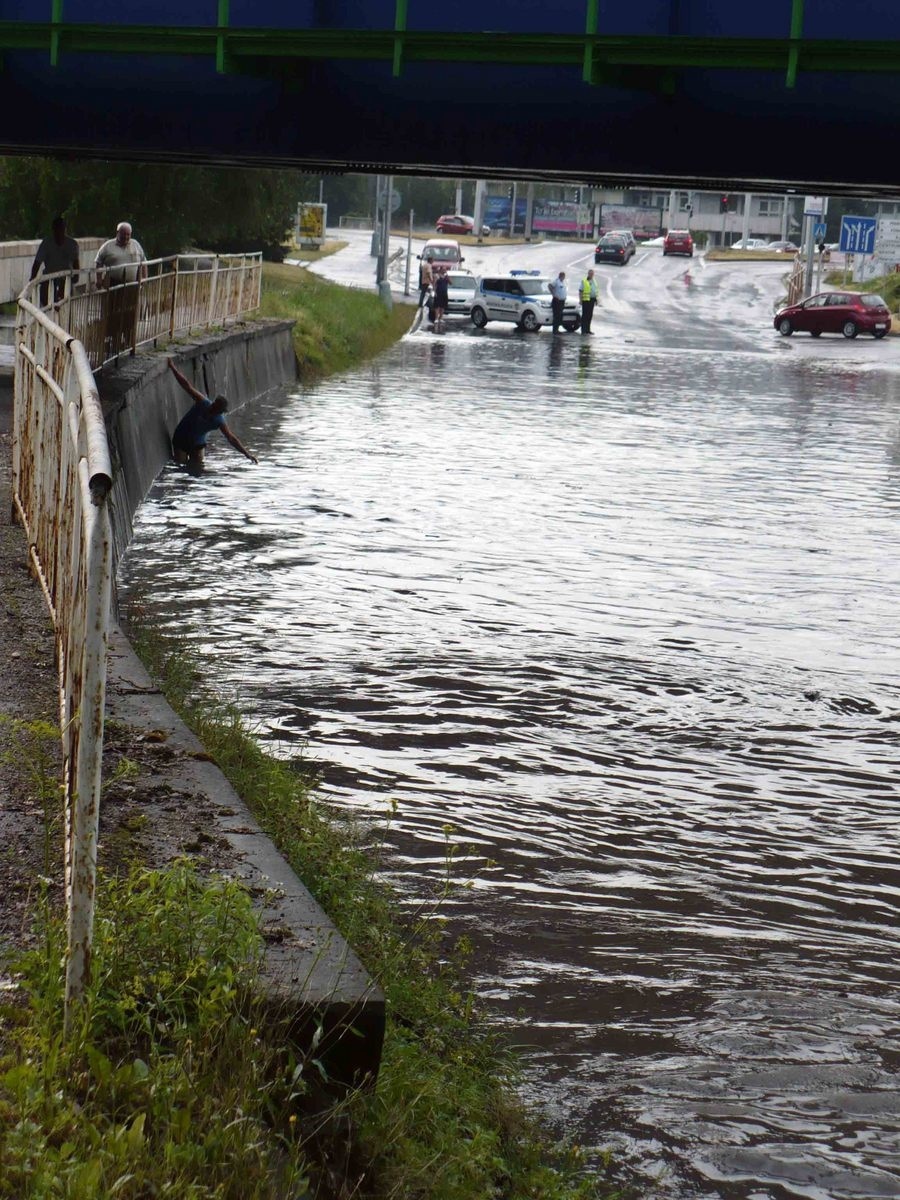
left=168, top=358, right=258, bottom=473
left=579, top=268, right=599, bottom=335
left=432, top=271, right=449, bottom=330
left=548, top=271, right=567, bottom=334
left=418, top=254, right=434, bottom=306
left=29, top=216, right=80, bottom=307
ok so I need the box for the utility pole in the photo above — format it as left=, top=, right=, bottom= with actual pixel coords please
left=740, top=192, right=752, bottom=247
left=525, top=181, right=535, bottom=242
left=509, top=182, right=517, bottom=238
left=474, top=179, right=486, bottom=244
left=404, top=209, right=413, bottom=295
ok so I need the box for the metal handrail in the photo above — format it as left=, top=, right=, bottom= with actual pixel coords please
left=21, top=252, right=263, bottom=372
left=14, top=250, right=262, bottom=1022
left=13, top=300, right=112, bottom=1021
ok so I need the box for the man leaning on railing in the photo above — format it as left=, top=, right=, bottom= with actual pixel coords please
left=95, top=221, right=147, bottom=355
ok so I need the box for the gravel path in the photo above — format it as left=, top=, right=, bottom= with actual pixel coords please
left=0, top=380, right=64, bottom=961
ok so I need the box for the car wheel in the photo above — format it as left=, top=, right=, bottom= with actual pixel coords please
left=471, top=307, right=488, bottom=328
left=778, top=318, right=793, bottom=337
left=594, top=256, right=601, bottom=265
left=842, top=321, right=858, bottom=339
left=520, top=310, right=540, bottom=332
left=663, top=250, right=668, bottom=256
left=874, top=329, right=888, bottom=339
left=563, top=320, right=579, bottom=332
left=688, top=251, right=694, bottom=257
left=810, top=330, right=822, bottom=338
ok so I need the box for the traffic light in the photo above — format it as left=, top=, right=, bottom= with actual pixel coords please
left=720, top=195, right=729, bottom=213
left=507, top=185, right=514, bottom=199
left=573, top=187, right=581, bottom=203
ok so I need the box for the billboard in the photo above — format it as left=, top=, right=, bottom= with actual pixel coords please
left=599, top=204, right=664, bottom=240
left=484, top=195, right=528, bottom=232
left=296, top=202, right=327, bottom=246
left=532, top=199, right=592, bottom=234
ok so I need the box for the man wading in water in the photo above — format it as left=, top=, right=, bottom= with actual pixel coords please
left=168, top=359, right=258, bottom=473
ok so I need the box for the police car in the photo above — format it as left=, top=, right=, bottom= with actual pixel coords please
left=469, top=272, right=581, bottom=332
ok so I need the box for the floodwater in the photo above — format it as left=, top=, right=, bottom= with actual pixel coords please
left=120, top=314, right=900, bottom=1199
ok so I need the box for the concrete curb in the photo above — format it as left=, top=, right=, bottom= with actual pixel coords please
left=105, top=624, right=385, bottom=1085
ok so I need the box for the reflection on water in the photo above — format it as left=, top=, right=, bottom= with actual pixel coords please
left=121, top=328, right=900, bottom=1199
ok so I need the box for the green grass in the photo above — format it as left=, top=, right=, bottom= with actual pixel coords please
left=0, top=862, right=314, bottom=1199
left=258, top=263, right=417, bottom=382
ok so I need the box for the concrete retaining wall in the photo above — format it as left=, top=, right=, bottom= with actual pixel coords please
left=97, top=319, right=298, bottom=587
left=96, top=322, right=386, bottom=1087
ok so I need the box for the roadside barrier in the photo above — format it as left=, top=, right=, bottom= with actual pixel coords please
left=20, top=253, right=262, bottom=372
left=13, top=252, right=261, bottom=1023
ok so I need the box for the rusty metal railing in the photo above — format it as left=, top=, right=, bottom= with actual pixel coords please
left=13, top=300, right=112, bottom=1021
left=21, top=252, right=262, bottom=372
left=14, top=251, right=261, bottom=1021
left=785, top=254, right=805, bottom=306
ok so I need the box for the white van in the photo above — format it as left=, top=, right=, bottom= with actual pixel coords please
left=469, top=274, right=580, bottom=332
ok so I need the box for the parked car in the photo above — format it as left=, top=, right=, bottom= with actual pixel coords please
left=435, top=214, right=490, bottom=237
left=418, top=238, right=464, bottom=276
left=773, top=291, right=892, bottom=339
left=663, top=229, right=693, bottom=256
left=767, top=240, right=799, bottom=253
left=444, top=270, right=478, bottom=315
left=594, top=234, right=634, bottom=265
left=729, top=238, right=769, bottom=250
left=605, top=229, right=637, bottom=252
left=469, top=275, right=580, bottom=332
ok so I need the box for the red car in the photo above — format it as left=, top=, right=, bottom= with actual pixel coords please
left=663, top=229, right=693, bottom=256
left=774, top=291, right=892, bottom=339
left=435, top=214, right=490, bottom=236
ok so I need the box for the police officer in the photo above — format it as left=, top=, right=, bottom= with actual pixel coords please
left=579, top=268, right=598, bottom=335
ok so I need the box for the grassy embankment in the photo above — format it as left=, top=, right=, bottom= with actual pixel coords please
left=0, top=266, right=625, bottom=1199
left=257, top=260, right=417, bottom=380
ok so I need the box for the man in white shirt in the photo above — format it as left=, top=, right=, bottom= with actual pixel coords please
left=95, top=222, right=148, bottom=355
left=94, top=222, right=147, bottom=285
left=548, top=271, right=568, bottom=334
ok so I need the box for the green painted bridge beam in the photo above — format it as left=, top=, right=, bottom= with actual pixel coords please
left=0, top=22, right=898, bottom=86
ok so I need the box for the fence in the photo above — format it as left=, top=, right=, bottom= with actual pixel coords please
left=20, top=252, right=263, bottom=372
left=13, top=301, right=112, bottom=1019
left=785, top=255, right=806, bottom=306
left=13, top=252, right=262, bottom=1021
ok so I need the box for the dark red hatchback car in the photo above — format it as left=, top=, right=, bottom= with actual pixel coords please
left=774, top=291, right=892, bottom=339
left=663, top=229, right=693, bottom=256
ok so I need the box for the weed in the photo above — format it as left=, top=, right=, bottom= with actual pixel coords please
left=0, top=862, right=313, bottom=1200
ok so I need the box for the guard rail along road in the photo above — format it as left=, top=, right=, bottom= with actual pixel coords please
left=13, top=252, right=262, bottom=1025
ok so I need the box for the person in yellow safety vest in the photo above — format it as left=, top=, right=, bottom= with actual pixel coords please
left=580, top=268, right=599, bottom=335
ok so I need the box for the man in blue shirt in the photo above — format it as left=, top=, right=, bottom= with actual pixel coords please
left=548, top=271, right=567, bottom=334
left=168, top=359, right=258, bottom=472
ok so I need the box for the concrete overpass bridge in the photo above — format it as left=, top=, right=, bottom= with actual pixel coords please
left=0, top=2, right=899, bottom=198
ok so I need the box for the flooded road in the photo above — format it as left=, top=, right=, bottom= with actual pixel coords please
left=120, top=256, right=900, bottom=1199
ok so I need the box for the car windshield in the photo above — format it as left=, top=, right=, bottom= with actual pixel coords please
left=600, top=237, right=624, bottom=246
left=428, top=246, right=459, bottom=261
left=861, top=294, right=887, bottom=307
left=448, top=275, right=475, bottom=290
left=518, top=279, right=549, bottom=295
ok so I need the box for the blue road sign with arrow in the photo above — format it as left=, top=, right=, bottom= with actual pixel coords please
left=839, top=216, right=876, bottom=254
left=813, top=222, right=827, bottom=241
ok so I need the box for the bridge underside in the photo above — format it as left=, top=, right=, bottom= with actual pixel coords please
left=1, top=10, right=899, bottom=197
